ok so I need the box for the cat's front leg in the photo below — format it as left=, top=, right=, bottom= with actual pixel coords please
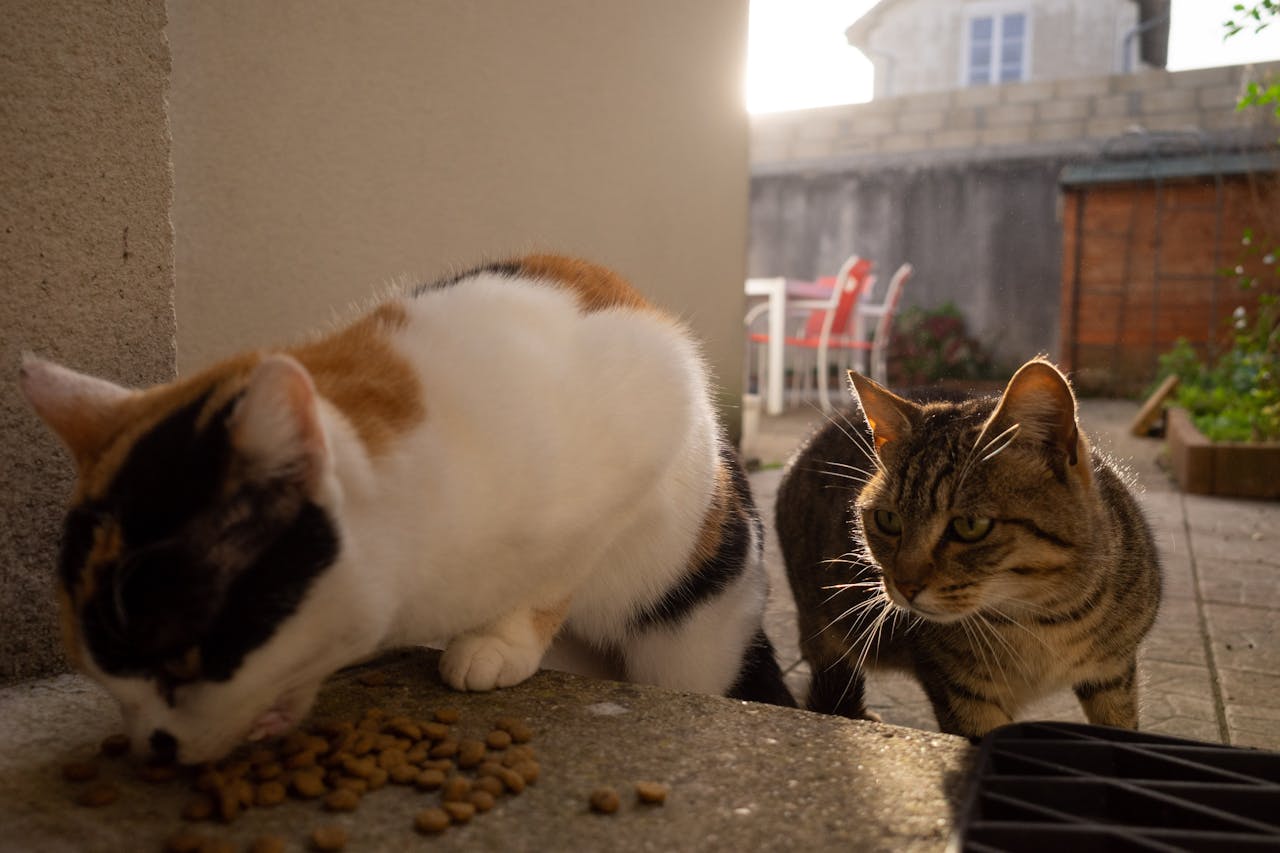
left=439, top=599, right=569, bottom=692
left=919, top=673, right=1014, bottom=739
left=1073, top=658, right=1139, bottom=728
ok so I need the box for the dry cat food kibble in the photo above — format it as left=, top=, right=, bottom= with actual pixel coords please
left=443, top=800, right=476, bottom=823
left=494, top=716, right=535, bottom=744
left=162, top=831, right=204, bottom=853
left=249, top=837, right=287, bottom=853
left=414, top=806, right=451, bottom=834
left=59, top=685, right=551, bottom=849
left=309, top=824, right=348, bottom=851
left=99, top=733, right=131, bottom=757
left=485, top=729, right=512, bottom=750
left=589, top=787, right=621, bottom=814
left=76, top=781, right=120, bottom=807
left=323, top=788, right=361, bottom=812
left=181, top=794, right=215, bottom=821
left=469, top=789, right=496, bottom=813
left=635, top=781, right=669, bottom=804
left=356, top=670, right=388, bottom=687
left=61, top=760, right=98, bottom=782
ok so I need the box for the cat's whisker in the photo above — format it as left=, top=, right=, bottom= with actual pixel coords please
left=827, top=589, right=893, bottom=714
left=978, top=423, right=1021, bottom=463
left=830, top=589, right=891, bottom=651
left=823, top=460, right=875, bottom=474
left=969, top=614, right=1019, bottom=699
left=986, top=607, right=1053, bottom=653
left=835, top=406, right=881, bottom=466
left=820, top=460, right=877, bottom=481
left=803, top=461, right=865, bottom=481
left=818, top=583, right=870, bottom=607
left=959, top=617, right=1007, bottom=699
left=812, top=402, right=884, bottom=475
left=838, top=595, right=892, bottom=626
left=852, top=603, right=896, bottom=675
left=819, top=593, right=888, bottom=638
left=956, top=422, right=1022, bottom=493
left=975, top=612, right=1022, bottom=662
left=819, top=581, right=882, bottom=593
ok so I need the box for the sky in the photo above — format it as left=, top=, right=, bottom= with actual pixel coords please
left=746, top=0, right=1280, bottom=113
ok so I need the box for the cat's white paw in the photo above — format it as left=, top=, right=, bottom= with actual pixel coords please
left=439, top=633, right=542, bottom=692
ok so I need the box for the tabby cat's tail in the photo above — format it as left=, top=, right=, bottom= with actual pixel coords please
left=728, top=629, right=796, bottom=707
left=805, top=657, right=869, bottom=720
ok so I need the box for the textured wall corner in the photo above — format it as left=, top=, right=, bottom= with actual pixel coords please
left=0, top=0, right=176, bottom=682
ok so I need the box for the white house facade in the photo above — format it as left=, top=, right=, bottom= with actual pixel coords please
left=847, top=0, right=1169, bottom=99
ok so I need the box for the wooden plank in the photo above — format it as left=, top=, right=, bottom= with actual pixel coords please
left=1130, top=373, right=1180, bottom=437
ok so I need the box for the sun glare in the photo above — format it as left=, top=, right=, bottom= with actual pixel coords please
left=746, top=0, right=876, bottom=114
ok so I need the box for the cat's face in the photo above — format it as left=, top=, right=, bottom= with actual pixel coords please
left=20, top=354, right=373, bottom=763
left=850, top=361, right=1094, bottom=623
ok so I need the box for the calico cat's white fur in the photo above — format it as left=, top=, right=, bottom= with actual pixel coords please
left=22, top=255, right=792, bottom=763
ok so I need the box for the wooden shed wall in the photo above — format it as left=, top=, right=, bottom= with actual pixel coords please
left=1060, top=173, right=1278, bottom=394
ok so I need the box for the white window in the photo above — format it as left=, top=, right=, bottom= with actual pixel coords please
left=964, top=7, right=1029, bottom=86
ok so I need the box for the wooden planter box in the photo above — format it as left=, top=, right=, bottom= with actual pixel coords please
left=1166, top=407, right=1280, bottom=500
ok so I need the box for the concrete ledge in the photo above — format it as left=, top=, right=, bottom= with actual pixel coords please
left=0, top=649, right=973, bottom=851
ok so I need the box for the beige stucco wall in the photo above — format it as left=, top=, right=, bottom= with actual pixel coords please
left=167, top=1, right=751, bottom=419
left=0, top=0, right=176, bottom=681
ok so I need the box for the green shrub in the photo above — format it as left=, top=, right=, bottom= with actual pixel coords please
left=1157, top=294, right=1280, bottom=442
left=887, top=303, right=994, bottom=386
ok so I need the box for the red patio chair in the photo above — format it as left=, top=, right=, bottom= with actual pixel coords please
left=774, top=261, right=911, bottom=411
left=747, top=255, right=874, bottom=411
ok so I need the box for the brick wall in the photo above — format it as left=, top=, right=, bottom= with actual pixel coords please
left=750, top=63, right=1280, bottom=167
left=1061, top=173, right=1280, bottom=395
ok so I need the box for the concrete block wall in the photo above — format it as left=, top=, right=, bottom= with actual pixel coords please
left=0, top=0, right=176, bottom=682
left=750, top=63, right=1280, bottom=168
left=747, top=61, right=1280, bottom=379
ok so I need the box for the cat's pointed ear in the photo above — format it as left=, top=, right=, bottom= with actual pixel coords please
left=229, top=354, right=328, bottom=489
left=987, top=359, right=1081, bottom=466
left=19, top=355, right=134, bottom=466
left=848, top=370, right=918, bottom=451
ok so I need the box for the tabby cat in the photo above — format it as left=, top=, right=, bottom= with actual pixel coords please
left=21, top=254, right=793, bottom=764
left=777, top=359, right=1161, bottom=738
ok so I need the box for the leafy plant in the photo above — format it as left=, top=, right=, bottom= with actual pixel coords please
left=886, top=303, right=993, bottom=386
left=1157, top=290, right=1280, bottom=442
left=1228, top=3, right=1280, bottom=117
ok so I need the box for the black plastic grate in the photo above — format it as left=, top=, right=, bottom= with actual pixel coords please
left=950, top=722, right=1280, bottom=852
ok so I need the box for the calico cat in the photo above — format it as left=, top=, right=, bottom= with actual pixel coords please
left=21, top=254, right=793, bottom=764
left=777, top=359, right=1161, bottom=738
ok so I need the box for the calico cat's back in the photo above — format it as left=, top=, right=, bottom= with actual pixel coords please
left=24, top=253, right=793, bottom=764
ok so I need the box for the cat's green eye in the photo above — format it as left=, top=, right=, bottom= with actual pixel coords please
left=872, top=509, right=902, bottom=535
left=950, top=516, right=993, bottom=543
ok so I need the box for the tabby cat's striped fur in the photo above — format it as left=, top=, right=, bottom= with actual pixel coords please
left=777, top=359, right=1161, bottom=738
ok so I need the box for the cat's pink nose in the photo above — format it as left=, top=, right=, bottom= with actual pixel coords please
left=895, top=580, right=924, bottom=602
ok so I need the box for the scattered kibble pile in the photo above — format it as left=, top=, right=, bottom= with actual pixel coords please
left=60, top=670, right=669, bottom=849
left=61, top=688, right=538, bottom=850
